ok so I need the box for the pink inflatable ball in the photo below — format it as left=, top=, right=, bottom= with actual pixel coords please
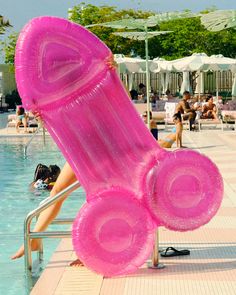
left=143, top=149, right=223, bottom=231
left=72, top=189, right=155, bottom=277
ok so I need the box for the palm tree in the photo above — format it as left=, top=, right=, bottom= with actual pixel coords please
left=0, top=15, right=11, bottom=35
left=201, top=10, right=236, bottom=31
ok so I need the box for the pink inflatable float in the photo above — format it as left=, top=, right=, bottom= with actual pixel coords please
left=15, top=16, right=223, bottom=276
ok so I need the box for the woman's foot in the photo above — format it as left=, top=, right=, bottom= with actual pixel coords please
left=11, top=239, right=42, bottom=260
left=70, top=258, right=84, bottom=267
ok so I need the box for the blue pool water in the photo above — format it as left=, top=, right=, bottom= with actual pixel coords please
left=0, top=131, right=85, bottom=294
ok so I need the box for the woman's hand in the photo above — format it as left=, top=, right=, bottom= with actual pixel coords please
left=33, top=111, right=44, bottom=127
left=106, top=54, right=118, bottom=70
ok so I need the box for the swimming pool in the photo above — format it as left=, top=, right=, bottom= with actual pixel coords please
left=0, top=134, right=85, bottom=295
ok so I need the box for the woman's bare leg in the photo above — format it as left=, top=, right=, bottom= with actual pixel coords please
left=22, top=117, right=28, bottom=132
left=11, top=162, right=79, bottom=259
left=16, top=121, right=20, bottom=133
left=212, top=111, right=218, bottom=120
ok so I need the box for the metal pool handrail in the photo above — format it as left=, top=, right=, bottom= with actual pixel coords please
left=23, top=126, right=46, bottom=156
left=24, top=180, right=80, bottom=274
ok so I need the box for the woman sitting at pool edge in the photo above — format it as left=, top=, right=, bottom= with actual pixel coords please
left=158, top=112, right=184, bottom=148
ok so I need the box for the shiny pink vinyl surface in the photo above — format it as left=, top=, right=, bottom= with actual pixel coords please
left=15, top=17, right=223, bottom=276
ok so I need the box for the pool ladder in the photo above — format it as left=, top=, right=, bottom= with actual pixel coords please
left=23, top=126, right=47, bottom=157
left=24, top=181, right=164, bottom=276
left=24, top=181, right=79, bottom=274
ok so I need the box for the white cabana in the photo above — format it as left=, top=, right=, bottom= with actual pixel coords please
left=114, top=54, right=148, bottom=91
left=202, top=55, right=236, bottom=98
left=160, top=72, right=171, bottom=94
left=151, top=53, right=209, bottom=95
left=195, top=72, right=205, bottom=96
left=114, top=52, right=236, bottom=97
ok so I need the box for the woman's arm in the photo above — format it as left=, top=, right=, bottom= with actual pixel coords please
left=213, top=104, right=217, bottom=113
left=202, top=104, right=208, bottom=113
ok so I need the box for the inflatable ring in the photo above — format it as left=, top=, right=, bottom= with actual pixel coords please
left=72, top=188, right=155, bottom=276
left=143, top=149, right=223, bottom=231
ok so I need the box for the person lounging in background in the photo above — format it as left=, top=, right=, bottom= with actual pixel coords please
left=158, top=112, right=183, bottom=148
left=201, top=95, right=218, bottom=119
left=16, top=105, right=28, bottom=133
left=176, top=91, right=196, bottom=131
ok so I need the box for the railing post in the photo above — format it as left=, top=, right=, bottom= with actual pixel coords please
left=36, top=214, right=44, bottom=263
left=148, top=229, right=165, bottom=269
left=24, top=216, right=33, bottom=272
left=24, top=127, right=41, bottom=157
left=42, top=127, right=46, bottom=145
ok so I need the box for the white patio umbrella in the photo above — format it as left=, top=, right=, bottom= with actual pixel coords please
left=169, top=53, right=236, bottom=72
left=164, top=53, right=209, bottom=96
left=201, top=10, right=236, bottom=31
left=114, top=54, right=146, bottom=74
left=171, top=53, right=209, bottom=72
left=202, top=54, right=236, bottom=72
left=150, top=58, right=175, bottom=72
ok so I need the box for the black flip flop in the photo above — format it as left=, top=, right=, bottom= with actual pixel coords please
left=160, top=247, right=190, bottom=257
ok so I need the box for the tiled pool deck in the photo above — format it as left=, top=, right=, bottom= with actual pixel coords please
left=31, top=129, right=236, bottom=295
